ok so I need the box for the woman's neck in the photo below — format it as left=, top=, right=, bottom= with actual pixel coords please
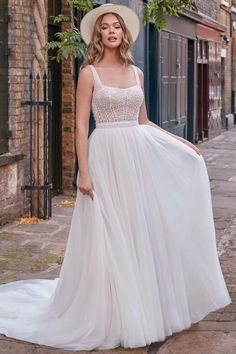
left=98, top=48, right=123, bottom=67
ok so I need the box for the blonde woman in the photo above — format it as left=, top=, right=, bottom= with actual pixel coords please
left=0, top=3, right=231, bottom=352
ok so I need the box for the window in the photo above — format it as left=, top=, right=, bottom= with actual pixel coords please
left=197, top=40, right=208, bottom=62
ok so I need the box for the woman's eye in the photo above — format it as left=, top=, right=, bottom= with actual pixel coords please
left=101, top=25, right=120, bottom=30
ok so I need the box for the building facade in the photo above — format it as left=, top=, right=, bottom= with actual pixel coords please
left=154, top=0, right=227, bottom=142
left=0, top=0, right=76, bottom=223
left=218, top=0, right=236, bottom=128
left=0, top=0, right=35, bottom=224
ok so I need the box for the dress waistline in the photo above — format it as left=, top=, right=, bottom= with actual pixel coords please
left=96, top=120, right=139, bottom=129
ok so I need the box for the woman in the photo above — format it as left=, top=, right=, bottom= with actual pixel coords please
left=0, top=3, right=231, bottom=351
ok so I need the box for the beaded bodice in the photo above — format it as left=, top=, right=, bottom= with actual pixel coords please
left=88, top=64, right=144, bottom=124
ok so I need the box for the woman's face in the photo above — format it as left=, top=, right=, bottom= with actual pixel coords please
left=100, top=13, right=123, bottom=48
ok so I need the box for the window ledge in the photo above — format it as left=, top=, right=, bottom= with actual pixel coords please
left=0, top=153, right=25, bottom=167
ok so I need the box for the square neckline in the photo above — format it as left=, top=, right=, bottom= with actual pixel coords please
left=91, top=64, right=139, bottom=90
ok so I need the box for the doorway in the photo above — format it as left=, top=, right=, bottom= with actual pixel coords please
left=187, top=40, right=196, bottom=143
left=197, top=40, right=209, bottom=141
left=159, top=31, right=188, bottom=138
left=197, top=63, right=209, bottom=140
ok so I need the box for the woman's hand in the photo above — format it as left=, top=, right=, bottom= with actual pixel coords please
left=136, top=68, right=202, bottom=158
left=78, top=173, right=94, bottom=200
left=181, top=139, right=201, bottom=156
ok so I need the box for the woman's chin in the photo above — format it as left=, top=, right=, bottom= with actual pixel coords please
left=104, top=41, right=121, bottom=49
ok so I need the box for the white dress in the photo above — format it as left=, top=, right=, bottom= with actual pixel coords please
left=0, top=64, right=231, bottom=351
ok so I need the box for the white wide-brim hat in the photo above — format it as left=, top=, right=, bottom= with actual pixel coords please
left=80, top=3, right=140, bottom=45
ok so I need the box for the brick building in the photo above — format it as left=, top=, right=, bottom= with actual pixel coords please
left=195, top=0, right=219, bottom=18
left=195, top=0, right=236, bottom=131
left=0, top=0, right=34, bottom=224
left=218, top=0, right=236, bottom=128
left=0, top=0, right=77, bottom=224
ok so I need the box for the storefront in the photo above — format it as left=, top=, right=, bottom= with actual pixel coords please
left=148, top=9, right=226, bottom=143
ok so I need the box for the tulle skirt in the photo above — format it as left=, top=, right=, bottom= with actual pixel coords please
left=0, top=120, right=231, bottom=351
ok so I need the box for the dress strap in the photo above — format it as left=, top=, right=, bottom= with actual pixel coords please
left=88, top=65, right=102, bottom=88
left=131, top=65, right=141, bottom=87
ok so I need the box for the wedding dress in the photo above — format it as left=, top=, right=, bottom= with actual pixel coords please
left=0, top=64, right=231, bottom=351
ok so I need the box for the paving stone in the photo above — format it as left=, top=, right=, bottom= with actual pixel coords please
left=158, top=332, right=236, bottom=354
left=208, top=168, right=236, bottom=181
left=157, top=128, right=236, bottom=353
left=0, top=335, right=148, bottom=354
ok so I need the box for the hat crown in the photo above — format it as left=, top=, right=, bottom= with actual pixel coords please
left=80, top=4, right=140, bottom=45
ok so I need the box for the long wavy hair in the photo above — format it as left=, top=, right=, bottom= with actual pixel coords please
left=80, top=12, right=135, bottom=69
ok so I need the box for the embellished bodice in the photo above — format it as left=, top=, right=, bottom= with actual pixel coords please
left=88, top=64, right=144, bottom=124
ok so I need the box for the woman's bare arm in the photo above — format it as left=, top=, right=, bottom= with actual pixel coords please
left=137, top=67, right=201, bottom=155
left=75, top=66, right=95, bottom=199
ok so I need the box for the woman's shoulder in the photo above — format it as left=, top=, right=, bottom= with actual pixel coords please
left=77, top=65, right=94, bottom=87
left=131, top=64, right=143, bottom=74
left=78, top=65, right=93, bottom=79
left=131, top=64, right=144, bottom=83
left=79, top=64, right=92, bottom=74
left=132, top=64, right=142, bottom=71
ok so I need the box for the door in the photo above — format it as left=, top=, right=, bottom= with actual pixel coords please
left=160, top=32, right=188, bottom=138
left=208, top=41, right=222, bottom=139
left=197, top=40, right=209, bottom=141
left=187, top=39, right=196, bottom=143
left=197, top=62, right=209, bottom=140
left=148, top=23, right=159, bottom=124
left=197, top=40, right=222, bottom=141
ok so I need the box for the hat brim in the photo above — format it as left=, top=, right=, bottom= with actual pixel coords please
left=80, top=4, right=140, bottom=45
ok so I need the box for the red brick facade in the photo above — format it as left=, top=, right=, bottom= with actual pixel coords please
left=219, top=0, right=234, bottom=126
left=61, top=2, right=76, bottom=193
left=195, top=0, right=219, bottom=20
left=0, top=0, right=35, bottom=224
left=0, top=0, right=77, bottom=224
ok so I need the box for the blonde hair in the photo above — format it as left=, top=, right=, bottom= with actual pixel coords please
left=80, top=12, right=135, bottom=69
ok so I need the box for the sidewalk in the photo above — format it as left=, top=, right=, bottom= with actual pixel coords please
left=157, top=128, right=236, bottom=354
left=0, top=128, right=236, bottom=353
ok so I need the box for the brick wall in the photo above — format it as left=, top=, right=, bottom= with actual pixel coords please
left=195, top=0, right=219, bottom=20
left=0, top=0, right=35, bottom=224
left=61, top=0, right=76, bottom=193
left=218, top=0, right=233, bottom=124
left=0, top=0, right=77, bottom=224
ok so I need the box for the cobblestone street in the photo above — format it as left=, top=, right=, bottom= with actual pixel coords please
left=0, top=128, right=236, bottom=354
